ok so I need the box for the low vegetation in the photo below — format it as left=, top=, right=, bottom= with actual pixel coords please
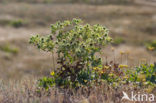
left=0, top=19, right=25, bottom=28
left=0, top=44, right=19, bottom=54
left=9, top=19, right=24, bottom=28
left=146, top=40, right=156, bottom=51
left=112, top=37, right=125, bottom=46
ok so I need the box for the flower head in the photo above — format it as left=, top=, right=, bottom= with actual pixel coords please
left=93, top=67, right=97, bottom=70
left=123, top=75, right=129, bottom=79
left=99, top=70, right=104, bottom=74
left=148, top=46, right=155, bottom=51
left=138, top=74, right=146, bottom=81
left=50, top=71, right=55, bottom=76
left=108, top=73, right=114, bottom=77
left=84, top=80, right=87, bottom=83
left=104, top=66, right=109, bottom=69
left=120, top=51, right=125, bottom=55
left=119, top=65, right=128, bottom=68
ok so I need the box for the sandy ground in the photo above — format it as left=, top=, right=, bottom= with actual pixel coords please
left=135, top=0, right=156, bottom=6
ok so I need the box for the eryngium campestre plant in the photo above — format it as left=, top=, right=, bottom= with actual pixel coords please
left=30, top=18, right=112, bottom=89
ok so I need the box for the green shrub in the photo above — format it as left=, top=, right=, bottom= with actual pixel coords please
left=30, top=18, right=112, bottom=89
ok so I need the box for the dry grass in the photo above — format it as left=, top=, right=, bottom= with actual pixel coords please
left=0, top=78, right=153, bottom=103
left=0, top=0, right=134, bottom=4
left=0, top=3, right=155, bottom=44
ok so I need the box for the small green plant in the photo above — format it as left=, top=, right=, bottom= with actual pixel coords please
left=0, top=44, right=19, bottom=54
left=145, top=40, right=156, bottom=51
left=30, top=18, right=112, bottom=89
left=125, top=64, right=156, bottom=88
left=0, top=19, right=25, bottom=28
left=9, top=19, right=23, bottom=28
left=112, top=37, right=125, bottom=46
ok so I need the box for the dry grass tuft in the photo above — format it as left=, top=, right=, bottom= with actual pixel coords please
left=0, top=78, right=154, bottom=103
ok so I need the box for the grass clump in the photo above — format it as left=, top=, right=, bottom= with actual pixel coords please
left=9, top=19, right=24, bottom=28
left=112, top=37, right=125, bottom=46
left=0, top=19, right=25, bottom=28
left=0, top=44, right=19, bottom=54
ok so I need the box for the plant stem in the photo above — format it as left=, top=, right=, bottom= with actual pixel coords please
left=52, top=51, right=56, bottom=71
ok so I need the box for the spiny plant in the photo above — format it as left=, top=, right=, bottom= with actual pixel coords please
left=30, top=18, right=112, bottom=89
